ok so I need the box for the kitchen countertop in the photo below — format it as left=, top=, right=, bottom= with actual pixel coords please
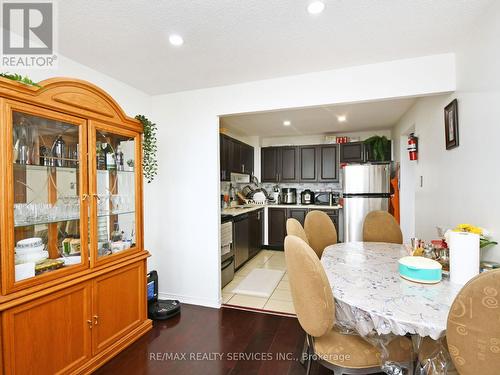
left=267, top=204, right=342, bottom=210
left=222, top=203, right=342, bottom=217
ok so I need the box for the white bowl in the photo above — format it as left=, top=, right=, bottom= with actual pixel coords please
left=16, top=237, right=43, bottom=249
left=15, top=244, right=45, bottom=255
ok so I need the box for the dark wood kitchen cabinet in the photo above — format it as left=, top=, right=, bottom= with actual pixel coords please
left=248, top=209, right=263, bottom=260
left=234, top=214, right=250, bottom=269
left=268, top=208, right=288, bottom=248
left=261, top=146, right=298, bottom=182
left=230, top=139, right=242, bottom=173
left=280, top=147, right=298, bottom=182
left=262, top=144, right=338, bottom=183
left=317, top=210, right=339, bottom=235
left=299, top=146, right=317, bottom=181
left=288, top=208, right=308, bottom=226
left=220, top=134, right=254, bottom=180
left=318, top=144, right=339, bottom=182
left=340, top=141, right=365, bottom=163
left=220, top=134, right=231, bottom=180
left=340, top=141, right=392, bottom=163
left=365, top=141, right=392, bottom=162
left=267, top=207, right=340, bottom=249
left=241, top=143, right=254, bottom=175
left=261, top=147, right=280, bottom=182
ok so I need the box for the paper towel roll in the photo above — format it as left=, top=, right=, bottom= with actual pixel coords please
left=449, top=231, right=480, bottom=286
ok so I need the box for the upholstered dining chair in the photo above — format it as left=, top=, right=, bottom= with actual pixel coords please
left=304, top=210, right=337, bottom=258
left=286, top=218, right=309, bottom=244
left=363, top=210, right=403, bottom=244
left=419, top=269, right=500, bottom=375
left=284, top=235, right=412, bottom=375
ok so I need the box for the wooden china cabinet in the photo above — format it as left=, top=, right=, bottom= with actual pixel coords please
left=0, top=77, right=152, bottom=374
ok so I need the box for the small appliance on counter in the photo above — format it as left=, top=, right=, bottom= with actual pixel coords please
left=315, top=191, right=340, bottom=206
left=281, top=188, right=297, bottom=204
left=271, top=185, right=280, bottom=203
left=300, top=189, right=315, bottom=205
left=147, top=270, right=181, bottom=320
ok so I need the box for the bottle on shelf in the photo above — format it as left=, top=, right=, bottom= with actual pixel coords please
left=53, top=136, right=66, bottom=167
left=96, top=141, right=106, bottom=170
left=105, top=141, right=116, bottom=170
left=115, top=145, right=124, bottom=171
left=111, top=223, right=123, bottom=242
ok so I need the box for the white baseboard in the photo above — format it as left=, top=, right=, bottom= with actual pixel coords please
left=158, top=291, right=221, bottom=309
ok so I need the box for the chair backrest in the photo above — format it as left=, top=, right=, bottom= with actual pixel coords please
left=363, top=210, right=403, bottom=244
left=447, top=269, right=500, bottom=375
left=284, top=235, right=335, bottom=338
left=286, top=218, right=309, bottom=244
left=304, top=210, right=337, bottom=258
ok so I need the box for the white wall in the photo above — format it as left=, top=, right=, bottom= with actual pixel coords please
left=149, top=54, right=456, bottom=307
left=392, top=1, right=500, bottom=261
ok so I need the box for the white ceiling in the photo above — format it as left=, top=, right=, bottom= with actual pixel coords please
left=58, top=0, right=493, bottom=95
left=220, top=97, right=418, bottom=137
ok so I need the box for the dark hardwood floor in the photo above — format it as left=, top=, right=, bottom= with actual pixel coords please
left=94, top=304, right=333, bottom=375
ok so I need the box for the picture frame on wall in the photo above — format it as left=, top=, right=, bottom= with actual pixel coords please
left=444, top=99, right=459, bottom=150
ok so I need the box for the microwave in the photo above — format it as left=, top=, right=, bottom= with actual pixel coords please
left=315, top=192, right=340, bottom=206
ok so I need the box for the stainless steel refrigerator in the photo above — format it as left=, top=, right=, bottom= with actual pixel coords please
left=342, top=164, right=391, bottom=242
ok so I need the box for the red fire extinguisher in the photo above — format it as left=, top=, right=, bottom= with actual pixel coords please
left=407, top=133, right=418, bottom=161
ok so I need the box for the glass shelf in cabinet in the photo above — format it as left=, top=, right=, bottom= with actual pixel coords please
left=14, top=210, right=135, bottom=228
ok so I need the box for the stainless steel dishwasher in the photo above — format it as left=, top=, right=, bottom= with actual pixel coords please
left=233, top=213, right=249, bottom=269
left=221, top=214, right=234, bottom=288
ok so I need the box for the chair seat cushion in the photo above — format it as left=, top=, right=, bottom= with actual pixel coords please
left=314, top=326, right=412, bottom=369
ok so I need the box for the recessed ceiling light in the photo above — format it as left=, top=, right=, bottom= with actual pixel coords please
left=169, top=34, right=184, bottom=46
left=283, top=120, right=292, bottom=126
left=337, top=115, right=347, bottom=123
left=307, top=1, right=326, bottom=15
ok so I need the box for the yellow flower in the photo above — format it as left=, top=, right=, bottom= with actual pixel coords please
left=453, top=224, right=483, bottom=236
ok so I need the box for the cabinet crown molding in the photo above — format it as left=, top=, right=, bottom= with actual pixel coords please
left=0, top=76, right=142, bottom=131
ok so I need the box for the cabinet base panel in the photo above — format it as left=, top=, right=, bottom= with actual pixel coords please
left=77, top=319, right=152, bottom=375
left=262, top=245, right=284, bottom=251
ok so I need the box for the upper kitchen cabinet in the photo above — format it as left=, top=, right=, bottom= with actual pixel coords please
left=261, top=146, right=298, bottom=183
left=280, top=147, right=298, bottom=182
left=365, top=140, right=392, bottom=163
left=317, top=145, right=339, bottom=182
left=262, top=144, right=338, bottom=183
left=261, top=147, right=280, bottom=182
left=339, top=141, right=365, bottom=163
left=241, top=143, right=254, bottom=175
left=340, top=141, right=392, bottom=163
left=219, top=134, right=254, bottom=180
left=299, top=146, right=317, bottom=181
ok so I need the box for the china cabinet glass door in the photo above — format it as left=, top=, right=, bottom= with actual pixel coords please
left=4, top=102, right=89, bottom=291
left=90, top=123, right=140, bottom=264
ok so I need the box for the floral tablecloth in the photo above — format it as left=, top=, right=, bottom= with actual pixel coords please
left=321, top=242, right=462, bottom=340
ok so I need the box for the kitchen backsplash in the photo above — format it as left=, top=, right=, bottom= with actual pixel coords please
left=221, top=181, right=341, bottom=196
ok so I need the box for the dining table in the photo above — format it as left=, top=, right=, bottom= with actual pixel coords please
left=321, top=241, right=463, bottom=374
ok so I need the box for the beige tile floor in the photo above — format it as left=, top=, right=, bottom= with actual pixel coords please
left=222, top=250, right=295, bottom=315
